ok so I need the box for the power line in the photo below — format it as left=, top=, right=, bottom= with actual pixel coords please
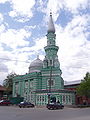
left=0, top=58, right=30, bottom=63
left=0, top=56, right=89, bottom=63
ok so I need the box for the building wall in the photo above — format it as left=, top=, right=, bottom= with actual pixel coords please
left=35, top=92, right=75, bottom=106
left=41, top=67, right=64, bottom=90
left=13, top=72, right=75, bottom=105
left=0, top=91, right=4, bottom=99
left=13, top=72, right=42, bottom=100
left=65, top=83, right=90, bottom=105
left=0, top=86, right=6, bottom=100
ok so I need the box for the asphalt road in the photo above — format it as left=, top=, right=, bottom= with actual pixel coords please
left=0, top=106, right=90, bottom=120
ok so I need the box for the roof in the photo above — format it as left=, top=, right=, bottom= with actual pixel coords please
left=29, top=55, right=43, bottom=73
left=29, top=57, right=43, bottom=68
left=47, top=12, right=55, bottom=33
left=64, top=80, right=81, bottom=86
left=0, top=85, right=6, bottom=91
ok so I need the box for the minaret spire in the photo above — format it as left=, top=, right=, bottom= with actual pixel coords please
left=47, top=11, right=55, bottom=33
left=50, top=10, right=52, bottom=16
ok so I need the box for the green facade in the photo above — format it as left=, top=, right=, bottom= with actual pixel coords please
left=12, top=13, right=75, bottom=106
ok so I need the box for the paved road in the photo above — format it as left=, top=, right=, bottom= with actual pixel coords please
left=0, top=106, right=90, bottom=120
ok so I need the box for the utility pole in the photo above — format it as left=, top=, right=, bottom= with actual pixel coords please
left=48, top=64, right=52, bottom=104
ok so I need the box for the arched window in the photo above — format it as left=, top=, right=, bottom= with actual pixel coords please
left=46, top=60, right=48, bottom=67
left=50, top=60, right=52, bottom=66
left=47, top=79, right=54, bottom=86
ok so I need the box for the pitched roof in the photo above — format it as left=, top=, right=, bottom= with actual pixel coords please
left=64, top=80, right=81, bottom=86
left=0, top=85, right=6, bottom=91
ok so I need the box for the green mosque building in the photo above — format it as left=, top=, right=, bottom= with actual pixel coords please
left=12, top=12, right=75, bottom=106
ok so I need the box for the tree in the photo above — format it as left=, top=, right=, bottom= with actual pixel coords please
left=77, top=72, right=90, bottom=98
left=3, top=72, right=17, bottom=96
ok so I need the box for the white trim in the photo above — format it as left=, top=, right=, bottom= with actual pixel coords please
left=42, top=73, right=60, bottom=76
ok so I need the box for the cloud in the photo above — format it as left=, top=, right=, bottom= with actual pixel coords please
left=5, top=58, right=29, bottom=75
left=30, top=37, right=47, bottom=51
left=9, top=0, right=35, bottom=22
left=64, top=0, right=89, bottom=13
left=0, top=0, right=9, bottom=4
left=0, top=63, right=8, bottom=72
left=0, top=28, right=31, bottom=49
left=37, top=0, right=88, bottom=23
left=0, top=44, right=3, bottom=51
left=1, top=36, right=46, bottom=76
left=0, top=47, right=30, bottom=78
left=0, top=24, right=6, bottom=33
left=0, top=23, right=32, bottom=84
left=0, top=72, right=8, bottom=85
left=16, top=36, right=47, bottom=60
left=0, top=13, right=4, bottom=24
left=56, top=14, right=90, bottom=81
left=24, top=25, right=36, bottom=30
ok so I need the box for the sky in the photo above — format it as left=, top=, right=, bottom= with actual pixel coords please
left=0, top=0, right=90, bottom=85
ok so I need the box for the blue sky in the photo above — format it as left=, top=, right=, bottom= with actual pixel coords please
left=0, top=0, right=90, bottom=84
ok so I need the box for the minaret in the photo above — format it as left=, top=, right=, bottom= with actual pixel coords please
left=43, top=12, right=60, bottom=69
left=42, top=12, right=64, bottom=90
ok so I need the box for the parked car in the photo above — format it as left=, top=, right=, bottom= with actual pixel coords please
left=0, top=100, right=12, bottom=106
left=18, top=101, right=35, bottom=108
left=46, top=102, right=64, bottom=110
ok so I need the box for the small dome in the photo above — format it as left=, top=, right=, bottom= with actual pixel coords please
left=47, top=12, right=55, bottom=33
left=29, top=56, right=43, bottom=73
left=30, top=58, right=43, bottom=67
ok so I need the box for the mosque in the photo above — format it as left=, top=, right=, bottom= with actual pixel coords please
left=12, top=12, right=75, bottom=106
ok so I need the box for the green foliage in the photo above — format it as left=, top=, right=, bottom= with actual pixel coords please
left=77, top=72, right=90, bottom=98
left=3, top=72, right=17, bottom=94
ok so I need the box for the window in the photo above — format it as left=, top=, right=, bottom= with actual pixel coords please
left=63, top=95, right=65, bottom=102
left=47, top=79, right=54, bottom=86
left=42, top=96, right=44, bottom=101
left=40, top=96, right=41, bottom=101
left=30, top=80, right=33, bottom=88
left=15, top=82, right=19, bottom=94
left=25, top=81, right=28, bottom=88
left=68, top=95, right=71, bottom=103
left=37, top=96, right=39, bottom=101
left=50, top=60, right=52, bottom=66
left=47, top=60, right=48, bottom=67
left=31, top=94, right=34, bottom=101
